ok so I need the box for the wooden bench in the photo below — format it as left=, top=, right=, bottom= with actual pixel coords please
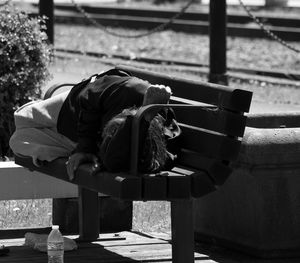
left=15, top=65, right=252, bottom=263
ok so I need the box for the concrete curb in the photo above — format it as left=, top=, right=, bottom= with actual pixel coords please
left=194, top=111, right=300, bottom=258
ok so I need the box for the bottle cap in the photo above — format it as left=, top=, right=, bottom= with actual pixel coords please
left=52, top=225, right=59, bottom=230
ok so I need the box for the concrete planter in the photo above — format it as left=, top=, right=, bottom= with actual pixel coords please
left=194, top=111, right=300, bottom=258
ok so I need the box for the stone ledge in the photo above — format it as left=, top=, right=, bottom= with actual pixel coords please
left=194, top=111, right=300, bottom=258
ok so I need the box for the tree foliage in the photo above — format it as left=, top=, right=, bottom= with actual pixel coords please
left=0, top=4, right=51, bottom=158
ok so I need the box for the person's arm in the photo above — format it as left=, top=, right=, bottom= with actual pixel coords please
left=66, top=75, right=136, bottom=180
left=66, top=152, right=99, bottom=180
left=66, top=80, right=103, bottom=180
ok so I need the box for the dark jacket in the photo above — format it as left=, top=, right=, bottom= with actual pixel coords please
left=57, top=68, right=151, bottom=154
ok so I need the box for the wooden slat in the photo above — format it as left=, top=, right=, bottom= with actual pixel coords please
left=180, top=124, right=242, bottom=161
left=78, top=166, right=142, bottom=200
left=116, top=65, right=253, bottom=113
left=171, top=167, right=217, bottom=198
left=177, top=150, right=233, bottom=185
left=14, top=156, right=142, bottom=200
left=173, top=106, right=247, bottom=137
left=141, top=174, right=167, bottom=200
left=167, top=172, right=191, bottom=199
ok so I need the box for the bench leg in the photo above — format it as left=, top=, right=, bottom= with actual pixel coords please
left=52, top=198, right=78, bottom=234
left=78, top=187, right=99, bottom=241
left=171, top=199, right=194, bottom=263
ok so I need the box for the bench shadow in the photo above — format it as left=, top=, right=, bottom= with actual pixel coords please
left=66, top=242, right=141, bottom=262
left=0, top=243, right=142, bottom=263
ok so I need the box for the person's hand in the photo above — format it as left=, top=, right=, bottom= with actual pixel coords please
left=143, top=84, right=172, bottom=106
left=143, top=85, right=172, bottom=121
left=66, top=152, right=98, bottom=180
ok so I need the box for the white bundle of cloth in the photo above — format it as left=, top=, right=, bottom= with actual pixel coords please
left=9, top=91, right=76, bottom=166
left=24, top=232, right=78, bottom=252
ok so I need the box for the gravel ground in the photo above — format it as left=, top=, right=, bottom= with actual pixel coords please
left=55, top=25, right=300, bottom=72
left=53, top=23, right=300, bottom=106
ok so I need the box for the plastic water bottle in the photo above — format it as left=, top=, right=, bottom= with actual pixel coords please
left=47, top=225, right=64, bottom=263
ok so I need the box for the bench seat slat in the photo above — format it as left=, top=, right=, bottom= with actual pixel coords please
left=77, top=165, right=142, bottom=199
left=14, top=155, right=142, bottom=200
left=141, top=174, right=167, bottom=200
left=140, top=171, right=195, bottom=200
left=15, top=155, right=193, bottom=201
left=166, top=172, right=191, bottom=199
left=171, top=167, right=217, bottom=198
left=178, top=150, right=232, bottom=185
left=116, top=65, right=253, bottom=113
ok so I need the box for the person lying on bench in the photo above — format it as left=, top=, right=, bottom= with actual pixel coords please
left=9, top=68, right=181, bottom=180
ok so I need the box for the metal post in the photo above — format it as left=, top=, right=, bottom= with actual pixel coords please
left=39, top=0, right=54, bottom=44
left=209, top=0, right=228, bottom=85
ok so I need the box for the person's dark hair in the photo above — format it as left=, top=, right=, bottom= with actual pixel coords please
left=139, top=115, right=168, bottom=172
left=99, top=107, right=168, bottom=173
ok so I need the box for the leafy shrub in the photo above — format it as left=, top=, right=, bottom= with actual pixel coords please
left=0, top=4, right=51, bottom=158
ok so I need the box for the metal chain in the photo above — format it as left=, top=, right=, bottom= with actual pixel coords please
left=70, top=0, right=196, bottom=38
left=0, top=0, right=10, bottom=7
left=238, top=0, right=300, bottom=53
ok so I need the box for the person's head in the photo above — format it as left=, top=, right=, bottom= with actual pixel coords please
left=98, top=107, right=168, bottom=173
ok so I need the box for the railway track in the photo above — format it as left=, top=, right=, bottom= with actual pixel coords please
left=50, top=4, right=300, bottom=41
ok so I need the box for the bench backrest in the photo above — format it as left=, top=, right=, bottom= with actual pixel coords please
left=116, top=65, right=252, bottom=186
